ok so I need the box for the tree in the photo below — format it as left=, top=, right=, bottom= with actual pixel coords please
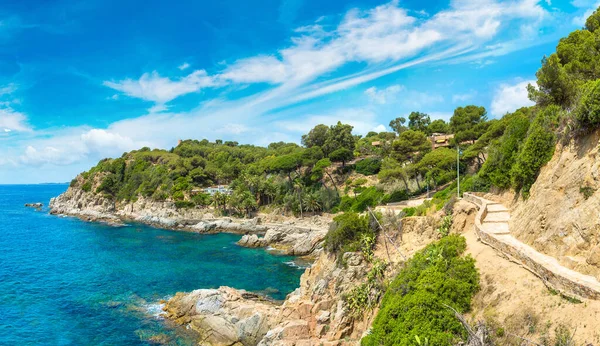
left=303, top=192, right=322, bottom=213
left=302, top=124, right=329, bottom=148
left=586, top=6, right=600, bottom=32
left=428, top=119, right=449, bottom=134
left=329, top=148, right=354, bottom=167
left=408, top=112, right=431, bottom=133
left=389, top=117, right=407, bottom=135
left=528, top=54, right=577, bottom=108
left=449, top=105, right=488, bottom=143
left=322, top=122, right=356, bottom=156
left=576, top=79, right=600, bottom=129
left=418, top=147, right=456, bottom=186
left=391, top=130, right=431, bottom=163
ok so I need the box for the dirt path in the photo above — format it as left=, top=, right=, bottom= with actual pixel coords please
left=456, top=201, right=600, bottom=344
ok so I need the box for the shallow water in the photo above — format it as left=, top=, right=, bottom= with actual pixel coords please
left=0, top=184, right=304, bottom=345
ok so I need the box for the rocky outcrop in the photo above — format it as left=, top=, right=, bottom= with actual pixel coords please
left=164, top=213, right=442, bottom=346
left=163, top=287, right=280, bottom=346
left=24, top=202, right=43, bottom=208
left=237, top=222, right=328, bottom=256
left=506, top=130, right=600, bottom=279
left=49, top=186, right=330, bottom=256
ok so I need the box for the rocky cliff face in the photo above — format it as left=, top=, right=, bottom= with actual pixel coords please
left=49, top=185, right=330, bottom=256
left=508, top=130, right=600, bottom=279
left=163, top=215, right=442, bottom=346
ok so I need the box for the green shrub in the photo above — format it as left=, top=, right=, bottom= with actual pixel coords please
left=174, top=200, right=195, bottom=209
left=81, top=180, right=92, bottom=192
left=402, top=207, right=416, bottom=217
left=324, top=212, right=378, bottom=255
left=355, top=157, right=382, bottom=175
left=576, top=79, right=600, bottom=130
left=580, top=186, right=596, bottom=200
left=362, top=235, right=479, bottom=346
left=384, top=189, right=409, bottom=203
left=511, top=106, right=559, bottom=195
left=352, top=187, right=384, bottom=212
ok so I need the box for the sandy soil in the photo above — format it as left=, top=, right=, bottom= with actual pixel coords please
left=463, top=219, right=600, bottom=345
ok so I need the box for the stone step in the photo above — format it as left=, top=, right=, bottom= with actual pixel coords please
left=487, top=204, right=508, bottom=213
left=481, top=222, right=510, bottom=235
left=484, top=212, right=510, bottom=223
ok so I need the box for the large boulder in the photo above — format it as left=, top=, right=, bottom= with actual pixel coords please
left=163, top=287, right=279, bottom=346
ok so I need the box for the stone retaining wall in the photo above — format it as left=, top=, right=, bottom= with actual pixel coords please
left=464, top=193, right=600, bottom=300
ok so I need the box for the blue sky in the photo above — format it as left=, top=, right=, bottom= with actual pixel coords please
left=0, top=0, right=597, bottom=183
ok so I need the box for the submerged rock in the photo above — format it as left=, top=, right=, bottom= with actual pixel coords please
left=24, top=202, right=43, bottom=208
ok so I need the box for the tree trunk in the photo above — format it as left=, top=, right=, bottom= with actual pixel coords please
left=401, top=175, right=410, bottom=192
left=414, top=173, right=421, bottom=190
left=298, top=189, right=303, bottom=218
left=325, top=171, right=338, bottom=193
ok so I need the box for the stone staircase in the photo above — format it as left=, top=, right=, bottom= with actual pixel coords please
left=463, top=193, right=600, bottom=300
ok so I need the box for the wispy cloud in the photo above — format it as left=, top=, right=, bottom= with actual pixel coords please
left=365, top=85, right=404, bottom=104
left=491, top=79, right=536, bottom=117
left=6, top=0, right=557, bottom=173
left=103, top=70, right=218, bottom=105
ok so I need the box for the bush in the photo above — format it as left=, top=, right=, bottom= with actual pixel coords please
left=175, top=200, right=195, bottom=209
left=384, top=189, right=409, bottom=203
left=576, top=79, right=600, bottom=130
left=511, top=106, right=559, bottom=195
left=355, top=157, right=382, bottom=175
left=324, top=212, right=378, bottom=255
left=352, top=187, right=384, bottom=212
left=362, top=235, right=479, bottom=346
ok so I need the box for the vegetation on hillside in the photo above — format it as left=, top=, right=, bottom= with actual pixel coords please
left=362, top=235, right=479, bottom=346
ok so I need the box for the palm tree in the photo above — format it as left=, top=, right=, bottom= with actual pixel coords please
left=293, top=178, right=303, bottom=218
left=303, top=192, right=322, bottom=214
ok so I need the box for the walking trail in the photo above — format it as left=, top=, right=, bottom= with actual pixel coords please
left=463, top=193, right=600, bottom=300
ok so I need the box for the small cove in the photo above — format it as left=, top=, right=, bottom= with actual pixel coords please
left=0, top=184, right=305, bottom=345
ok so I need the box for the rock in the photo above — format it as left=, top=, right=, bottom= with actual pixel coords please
left=25, top=202, right=43, bottom=208
left=237, top=234, right=264, bottom=248
left=586, top=245, right=600, bottom=267
left=316, top=310, right=330, bottom=324
left=163, top=287, right=279, bottom=346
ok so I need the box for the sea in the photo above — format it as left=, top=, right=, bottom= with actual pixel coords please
left=0, top=184, right=305, bottom=345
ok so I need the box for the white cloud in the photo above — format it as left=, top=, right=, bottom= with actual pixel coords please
left=0, top=108, right=31, bottom=132
left=220, top=56, right=289, bottom=84
left=572, top=1, right=600, bottom=26
left=178, top=62, right=190, bottom=70
left=103, top=70, right=217, bottom=105
left=364, top=85, right=404, bottom=104
left=491, top=79, right=536, bottom=117
left=452, top=92, right=476, bottom=103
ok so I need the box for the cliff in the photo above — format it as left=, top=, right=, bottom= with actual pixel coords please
left=505, top=130, right=600, bottom=279
left=163, top=215, right=443, bottom=346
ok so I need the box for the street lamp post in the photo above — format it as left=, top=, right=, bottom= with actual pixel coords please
left=457, top=145, right=460, bottom=199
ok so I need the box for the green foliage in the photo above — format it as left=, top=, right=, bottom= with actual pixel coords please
left=175, top=200, right=195, bottom=209
left=345, top=258, right=388, bottom=317
left=362, top=235, right=479, bottom=346
left=511, top=106, right=559, bottom=195
left=322, top=122, right=356, bottom=156
left=81, top=181, right=92, bottom=192
left=301, top=124, right=329, bottom=148
left=449, top=105, right=488, bottom=143
left=383, top=189, right=409, bottom=203
left=480, top=109, right=531, bottom=188
left=580, top=186, right=596, bottom=200
left=418, top=148, right=456, bottom=186
left=408, top=112, right=431, bottom=133
left=328, top=148, right=354, bottom=166
left=389, top=117, right=407, bottom=135
left=392, top=130, right=431, bottom=163
left=428, top=119, right=449, bottom=134
left=324, top=212, right=379, bottom=255
left=575, top=79, right=600, bottom=129
left=436, top=215, right=453, bottom=237
left=355, top=157, right=382, bottom=175
left=529, top=54, right=577, bottom=108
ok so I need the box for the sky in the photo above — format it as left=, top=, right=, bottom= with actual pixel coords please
left=0, top=0, right=597, bottom=184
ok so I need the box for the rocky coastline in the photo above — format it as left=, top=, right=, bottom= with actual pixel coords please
left=49, top=185, right=443, bottom=345
left=49, top=186, right=330, bottom=256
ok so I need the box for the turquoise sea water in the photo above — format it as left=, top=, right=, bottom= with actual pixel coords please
left=0, top=184, right=304, bottom=345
